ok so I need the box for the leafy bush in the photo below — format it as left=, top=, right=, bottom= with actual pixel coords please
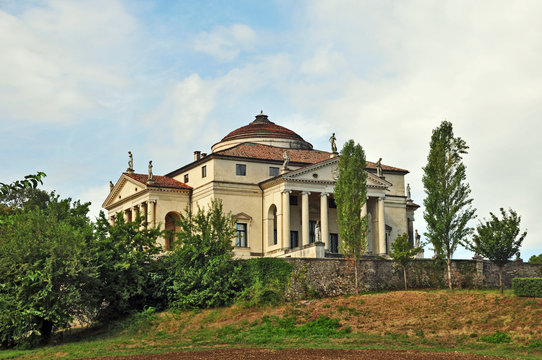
left=0, top=196, right=94, bottom=348
left=88, top=212, right=162, bottom=322
left=237, top=258, right=293, bottom=306
left=513, top=277, right=542, bottom=298
left=479, top=331, right=511, bottom=343
left=529, top=254, right=542, bottom=263
left=168, top=200, right=243, bottom=309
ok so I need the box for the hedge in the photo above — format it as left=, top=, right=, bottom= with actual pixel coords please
left=513, top=277, right=542, bottom=297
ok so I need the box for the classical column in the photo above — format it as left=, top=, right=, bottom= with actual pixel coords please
left=109, top=215, right=115, bottom=226
left=320, top=192, right=329, bottom=249
left=147, top=200, right=156, bottom=228
left=123, top=209, right=130, bottom=222
left=361, top=198, right=369, bottom=252
left=378, top=196, right=386, bottom=255
left=133, top=205, right=140, bottom=222
left=301, top=191, right=311, bottom=246
left=282, top=190, right=291, bottom=249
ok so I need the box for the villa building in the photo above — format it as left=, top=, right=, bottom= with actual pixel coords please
left=103, top=112, right=419, bottom=258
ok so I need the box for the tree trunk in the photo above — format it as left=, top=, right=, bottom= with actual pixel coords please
left=40, top=319, right=53, bottom=343
left=354, top=260, right=359, bottom=295
left=403, top=265, right=408, bottom=291
left=447, top=257, right=453, bottom=291
left=499, top=266, right=503, bottom=294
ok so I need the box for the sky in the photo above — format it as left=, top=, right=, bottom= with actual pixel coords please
left=1, top=0, right=541, bottom=260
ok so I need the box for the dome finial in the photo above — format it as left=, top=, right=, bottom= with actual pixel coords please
left=260, top=110, right=263, bottom=114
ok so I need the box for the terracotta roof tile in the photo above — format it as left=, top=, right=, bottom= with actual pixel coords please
left=215, top=143, right=408, bottom=173
left=124, top=173, right=191, bottom=190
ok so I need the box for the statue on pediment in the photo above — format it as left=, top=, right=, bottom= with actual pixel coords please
left=329, top=133, right=337, bottom=154
left=109, top=181, right=114, bottom=192
left=147, top=160, right=154, bottom=183
left=376, top=158, right=383, bottom=177
left=406, top=183, right=411, bottom=201
left=127, top=151, right=134, bottom=173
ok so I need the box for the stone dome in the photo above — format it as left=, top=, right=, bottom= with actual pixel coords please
left=211, top=112, right=313, bottom=152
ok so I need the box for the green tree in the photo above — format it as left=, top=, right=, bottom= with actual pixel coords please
left=529, top=254, right=542, bottom=263
left=335, top=140, right=368, bottom=295
left=390, top=233, right=422, bottom=290
left=0, top=193, right=93, bottom=347
left=88, top=212, right=163, bottom=321
left=168, top=199, right=243, bottom=308
left=422, top=121, right=476, bottom=290
left=467, top=208, right=527, bottom=294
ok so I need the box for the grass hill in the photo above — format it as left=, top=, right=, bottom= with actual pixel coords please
left=2, top=290, right=542, bottom=359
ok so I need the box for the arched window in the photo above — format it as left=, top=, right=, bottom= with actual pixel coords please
left=164, top=212, right=181, bottom=251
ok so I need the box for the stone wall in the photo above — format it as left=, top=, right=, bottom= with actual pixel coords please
left=283, top=258, right=542, bottom=299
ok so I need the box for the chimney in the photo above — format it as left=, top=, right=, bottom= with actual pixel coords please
left=201, top=153, right=207, bottom=158
left=194, top=151, right=201, bottom=161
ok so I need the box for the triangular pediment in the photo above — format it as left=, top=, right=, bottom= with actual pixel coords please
left=102, top=174, right=147, bottom=209
left=281, top=157, right=391, bottom=189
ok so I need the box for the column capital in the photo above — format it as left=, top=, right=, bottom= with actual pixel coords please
left=282, top=189, right=292, bottom=195
left=302, top=191, right=311, bottom=196
left=320, top=192, right=329, bottom=197
left=378, top=195, right=386, bottom=201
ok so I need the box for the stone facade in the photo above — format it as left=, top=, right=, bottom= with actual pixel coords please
left=284, top=258, right=542, bottom=299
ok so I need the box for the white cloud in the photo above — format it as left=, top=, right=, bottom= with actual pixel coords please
left=193, top=23, right=256, bottom=61
left=288, top=0, right=542, bottom=257
left=0, top=0, right=136, bottom=123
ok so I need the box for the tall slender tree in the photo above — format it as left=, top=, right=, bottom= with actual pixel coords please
left=335, top=140, right=368, bottom=294
left=422, top=121, right=476, bottom=290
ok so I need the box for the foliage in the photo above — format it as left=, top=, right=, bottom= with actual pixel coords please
left=237, top=258, right=293, bottom=306
left=334, top=140, right=368, bottom=294
left=513, top=278, right=542, bottom=298
left=0, top=172, right=46, bottom=198
left=168, top=199, right=243, bottom=309
left=88, top=212, right=163, bottom=322
left=389, top=233, right=422, bottom=290
left=422, top=121, right=476, bottom=290
left=467, top=208, right=526, bottom=293
left=529, top=254, right=542, bottom=263
left=0, top=193, right=93, bottom=348
left=479, top=331, right=511, bottom=344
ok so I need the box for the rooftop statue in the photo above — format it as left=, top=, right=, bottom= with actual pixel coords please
left=329, top=133, right=337, bottom=154
left=127, top=151, right=134, bottom=173
left=282, top=150, right=290, bottom=170
left=376, top=158, right=383, bottom=177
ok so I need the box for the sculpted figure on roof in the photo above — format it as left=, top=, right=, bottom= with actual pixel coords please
left=148, top=161, right=154, bottom=182
left=329, top=133, right=337, bottom=154
left=127, top=151, right=134, bottom=170
left=282, top=150, right=290, bottom=170
left=376, top=158, right=383, bottom=177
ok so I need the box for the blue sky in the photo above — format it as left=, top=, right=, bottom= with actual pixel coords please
left=1, top=0, right=541, bottom=259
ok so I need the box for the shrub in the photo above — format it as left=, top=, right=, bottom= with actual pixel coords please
left=237, top=258, right=293, bottom=306
left=529, top=254, right=542, bottom=263
left=513, top=278, right=542, bottom=298
left=479, top=331, right=511, bottom=344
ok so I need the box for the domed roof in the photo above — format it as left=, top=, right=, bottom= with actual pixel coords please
left=211, top=112, right=313, bottom=152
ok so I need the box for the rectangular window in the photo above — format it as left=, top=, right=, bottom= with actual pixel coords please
left=184, top=174, right=189, bottom=183
left=236, top=223, right=247, bottom=247
left=201, top=165, right=207, bottom=178
left=309, top=220, right=316, bottom=243
left=290, top=231, right=299, bottom=249
left=289, top=195, right=298, bottom=206
left=269, top=166, right=279, bottom=177
left=328, top=197, right=336, bottom=208
left=329, top=233, right=339, bottom=253
left=236, top=164, right=246, bottom=176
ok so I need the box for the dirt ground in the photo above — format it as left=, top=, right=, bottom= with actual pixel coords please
left=82, top=348, right=514, bottom=360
